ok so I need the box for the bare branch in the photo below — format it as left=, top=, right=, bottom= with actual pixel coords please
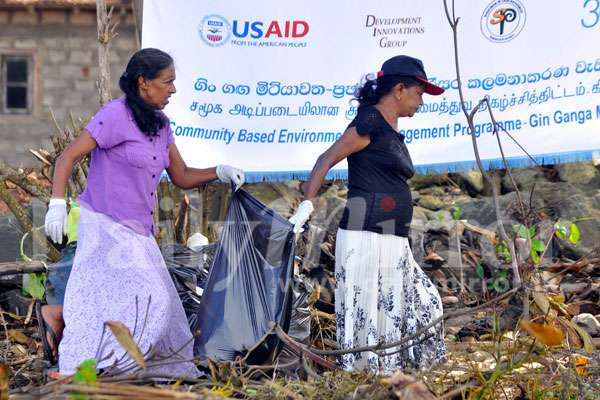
left=307, top=286, right=520, bottom=357
left=444, top=0, right=521, bottom=286
left=0, top=162, right=51, bottom=203
left=0, top=261, right=46, bottom=276
left=442, top=0, right=454, bottom=27
left=497, top=122, right=541, bottom=167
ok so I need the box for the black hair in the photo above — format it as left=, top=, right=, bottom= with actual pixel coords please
left=118, top=48, right=173, bottom=136
left=354, top=74, right=422, bottom=108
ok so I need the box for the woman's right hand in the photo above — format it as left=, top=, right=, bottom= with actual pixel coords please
left=44, top=199, right=68, bottom=244
left=288, top=200, right=314, bottom=233
left=216, top=164, right=245, bottom=191
left=46, top=130, right=96, bottom=243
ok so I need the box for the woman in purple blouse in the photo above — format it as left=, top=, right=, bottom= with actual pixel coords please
left=43, top=48, right=243, bottom=376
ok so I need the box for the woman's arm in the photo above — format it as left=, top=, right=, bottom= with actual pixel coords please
left=166, top=144, right=218, bottom=189
left=302, top=127, right=370, bottom=201
left=51, top=130, right=98, bottom=198
left=288, top=127, right=370, bottom=233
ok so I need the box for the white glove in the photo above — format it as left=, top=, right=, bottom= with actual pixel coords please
left=288, top=200, right=314, bottom=233
left=216, top=165, right=245, bottom=191
left=44, top=198, right=68, bottom=244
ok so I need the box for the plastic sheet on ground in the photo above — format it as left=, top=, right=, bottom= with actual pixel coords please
left=193, top=189, right=296, bottom=364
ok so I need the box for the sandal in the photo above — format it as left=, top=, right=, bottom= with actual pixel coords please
left=35, top=302, right=59, bottom=365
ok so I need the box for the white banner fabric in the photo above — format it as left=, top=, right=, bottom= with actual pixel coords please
left=142, top=0, right=600, bottom=181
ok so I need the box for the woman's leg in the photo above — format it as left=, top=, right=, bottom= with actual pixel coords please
left=40, top=304, right=64, bottom=358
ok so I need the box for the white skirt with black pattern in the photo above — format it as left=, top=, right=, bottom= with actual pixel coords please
left=334, top=228, right=446, bottom=373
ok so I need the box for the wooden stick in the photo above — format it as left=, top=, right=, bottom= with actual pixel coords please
left=269, top=322, right=339, bottom=370
left=308, top=286, right=520, bottom=357
left=0, top=261, right=46, bottom=276
left=0, top=163, right=51, bottom=204
left=174, top=194, right=190, bottom=245
left=44, top=382, right=208, bottom=399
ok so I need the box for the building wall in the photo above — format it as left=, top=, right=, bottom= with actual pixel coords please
left=0, top=8, right=137, bottom=167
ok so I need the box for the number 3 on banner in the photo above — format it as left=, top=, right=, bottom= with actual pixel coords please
left=582, top=0, right=600, bottom=28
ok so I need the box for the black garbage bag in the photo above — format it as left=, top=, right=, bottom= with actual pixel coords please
left=162, top=242, right=218, bottom=328
left=287, top=274, right=313, bottom=344
left=193, top=189, right=295, bottom=364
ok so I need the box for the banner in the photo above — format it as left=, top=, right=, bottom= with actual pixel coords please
left=142, top=0, right=600, bottom=182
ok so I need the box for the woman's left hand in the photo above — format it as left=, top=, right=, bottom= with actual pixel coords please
left=216, top=165, right=245, bottom=191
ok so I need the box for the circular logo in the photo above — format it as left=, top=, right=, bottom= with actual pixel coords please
left=480, top=0, right=526, bottom=43
left=199, top=15, right=231, bottom=47
left=380, top=196, right=397, bottom=213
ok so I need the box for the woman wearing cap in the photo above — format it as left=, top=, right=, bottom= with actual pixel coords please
left=289, top=55, right=446, bottom=372
left=43, top=48, right=244, bottom=376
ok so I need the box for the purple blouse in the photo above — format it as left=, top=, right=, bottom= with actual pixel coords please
left=78, top=97, right=174, bottom=236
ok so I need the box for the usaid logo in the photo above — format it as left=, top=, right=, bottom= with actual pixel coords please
left=480, top=0, right=526, bottom=43
left=199, top=15, right=231, bottom=47
left=199, top=15, right=310, bottom=48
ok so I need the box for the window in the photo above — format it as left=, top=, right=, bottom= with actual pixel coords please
left=1, top=55, right=33, bottom=114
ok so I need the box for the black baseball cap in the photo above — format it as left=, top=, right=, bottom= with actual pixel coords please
left=377, top=55, right=444, bottom=95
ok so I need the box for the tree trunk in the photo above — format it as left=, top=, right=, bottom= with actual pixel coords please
left=132, top=0, right=143, bottom=48
left=96, top=0, right=113, bottom=106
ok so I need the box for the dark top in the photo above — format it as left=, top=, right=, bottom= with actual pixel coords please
left=338, top=106, right=415, bottom=237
